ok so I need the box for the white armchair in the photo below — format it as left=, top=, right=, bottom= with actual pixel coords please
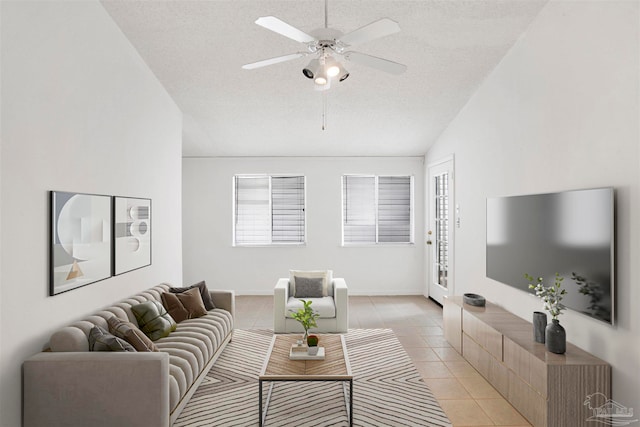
left=274, top=273, right=348, bottom=333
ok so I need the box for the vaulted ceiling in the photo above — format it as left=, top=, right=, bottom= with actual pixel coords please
left=101, top=0, right=548, bottom=157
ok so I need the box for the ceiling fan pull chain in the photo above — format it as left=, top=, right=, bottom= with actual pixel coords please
left=322, top=91, right=327, bottom=131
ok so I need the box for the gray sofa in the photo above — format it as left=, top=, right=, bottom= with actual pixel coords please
left=23, top=283, right=234, bottom=427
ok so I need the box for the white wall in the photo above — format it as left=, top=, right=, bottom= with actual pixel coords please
left=0, top=2, right=183, bottom=425
left=426, top=0, right=639, bottom=411
left=0, top=1, right=3, bottom=418
left=183, top=157, right=425, bottom=295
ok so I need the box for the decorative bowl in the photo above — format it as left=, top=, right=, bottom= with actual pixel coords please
left=463, top=293, right=486, bottom=307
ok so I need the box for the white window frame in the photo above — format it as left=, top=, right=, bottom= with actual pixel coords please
left=233, top=174, right=306, bottom=246
left=341, top=174, right=414, bottom=245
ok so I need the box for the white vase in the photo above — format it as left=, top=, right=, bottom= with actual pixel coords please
left=308, top=346, right=319, bottom=356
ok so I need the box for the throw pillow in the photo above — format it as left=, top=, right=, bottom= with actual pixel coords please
left=107, top=316, right=159, bottom=352
left=289, top=270, right=329, bottom=297
left=89, top=325, right=136, bottom=352
left=293, top=276, right=324, bottom=298
left=169, top=280, right=215, bottom=310
left=131, top=300, right=177, bottom=341
left=161, top=288, right=208, bottom=323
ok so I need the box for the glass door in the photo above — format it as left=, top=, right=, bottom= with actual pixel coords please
left=427, top=157, right=454, bottom=304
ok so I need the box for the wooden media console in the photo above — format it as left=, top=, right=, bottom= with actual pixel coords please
left=443, top=296, right=611, bottom=427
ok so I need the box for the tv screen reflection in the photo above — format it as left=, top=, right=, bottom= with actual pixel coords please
left=486, top=188, right=614, bottom=324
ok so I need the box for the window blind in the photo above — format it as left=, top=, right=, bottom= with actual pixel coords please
left=234, top=176, right=270, bottom=245
left=378, top=176, right=412, bottom=242
left=234, top=175, right=305, bottom=245
left=343, top=175, right=412, bottom=244
left=343, top=176, right=376, bottom=243
left=271, top=176, right=305, bottom=243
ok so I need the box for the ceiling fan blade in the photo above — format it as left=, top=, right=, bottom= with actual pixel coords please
left=255, top=16, right=316, bottom=43
left=242, top=53, right=306, bottom=70
left=344, top=51, right=407, bottom=75
left=339, top=18, right=401, bottom=47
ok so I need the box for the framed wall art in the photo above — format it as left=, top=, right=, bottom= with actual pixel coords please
left=50, top=191, right=113, bottom=296
left=114, top=196, right=151, bottom=275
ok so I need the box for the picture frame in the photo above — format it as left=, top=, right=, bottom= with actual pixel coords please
left=113, top=196, right=152, bottom=275
left=50, top=191, right=113, bottom=296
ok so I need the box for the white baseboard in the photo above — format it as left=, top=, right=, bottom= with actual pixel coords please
left=235, top=291, right=425, bottom=296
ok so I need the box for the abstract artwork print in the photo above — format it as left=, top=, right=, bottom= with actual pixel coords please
left=114, top=197, right=151, bottom=275
left=50, top=191, right=112, bottom=295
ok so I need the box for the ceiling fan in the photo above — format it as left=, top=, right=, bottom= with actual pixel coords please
left=242, top=1, right=407, bottom=90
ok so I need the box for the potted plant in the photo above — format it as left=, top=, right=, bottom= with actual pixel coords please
left=289, top=299, right=320, bottom=343
left=307, top=334, right=320, bottom=355
left=525, top=273, right=567, bottom=354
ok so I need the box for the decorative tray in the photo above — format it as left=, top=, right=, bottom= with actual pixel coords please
left=289, top=347, right=325, bottom=360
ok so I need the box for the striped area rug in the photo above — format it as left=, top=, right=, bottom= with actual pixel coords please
left=175, top=329, right=452, bottom=427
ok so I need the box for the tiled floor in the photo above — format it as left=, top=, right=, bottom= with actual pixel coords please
left=236, top=295, right=532, bottom=427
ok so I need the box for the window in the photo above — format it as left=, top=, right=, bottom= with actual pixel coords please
left=342, top=175, right=413, bottom=244
left=234, top=175, right=305, bottom=245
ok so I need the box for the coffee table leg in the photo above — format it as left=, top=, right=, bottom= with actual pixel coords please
left=259, top=379, right=263, bottom=426
left=260, top=382, right=275, bottom=426
left=342, top=380, right=353, bottom=426
left=349, top=379, right=353, bottom=426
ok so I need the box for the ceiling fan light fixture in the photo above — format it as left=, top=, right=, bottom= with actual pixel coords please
left=324, top=55, right=341, bottom=77
left=314, top=78, right=331, bottom=91
left=302, top=58, right=320, bottom=79
left=314, top=57, right=329, bottom=85
left=327, top=65, right=340, bottom=77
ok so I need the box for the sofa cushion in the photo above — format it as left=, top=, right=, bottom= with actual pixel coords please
left=155, top=309, right=234, bottom=412
left=107, top=316, right=158, bottom=352
left=131, top=300, right=177, bottom=341
left=88, top=325, right=136, bottom=352
left=289, top=270, right=333, bottom=297
left=161, top=288, right=208, bottom=323
left=286, top=297, right=336, bottom=319
left=293, top=276, right=324, bottom=298
left=169, top=281, right=215, bottom=310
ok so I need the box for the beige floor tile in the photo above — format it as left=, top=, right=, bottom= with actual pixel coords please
left=396, top=335, right=429, bottom=347
left=392, top=326, right=443, bottom=336
left=476, top=398, right=530, bottom=426
left=420, top=326, right=445, bottom=336
left=405, top=346, right=440, bottom=362
left=425, top=335, right=453, bottom=348
left=391, top=326, right=422, bottom=336
left=444, top=361, right=481, bottom=378
left=414, top=361, right=454, bottom=379
left=439, top=399, right=494, bottom=426
left=385, top=317, right=438, bottom=327
left=433, top=347, right=466, bottom=362
left=423, top=378, right=472, bottom=399
left=458, top=375, right=502, bottom=399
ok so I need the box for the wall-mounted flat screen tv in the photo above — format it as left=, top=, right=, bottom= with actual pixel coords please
left=486, top=188, right=614, bottom=324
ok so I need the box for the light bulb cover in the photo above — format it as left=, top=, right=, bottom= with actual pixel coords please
left=314, top=78, right=331, bottom=91
left=324, top=55, right=342, bottom=77
left=302, top=59, right=321, bottom=79
left=314, top=64, right=329, bottom=85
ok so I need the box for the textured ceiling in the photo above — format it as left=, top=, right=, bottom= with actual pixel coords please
left=101, top=0, right=548, bottom=157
